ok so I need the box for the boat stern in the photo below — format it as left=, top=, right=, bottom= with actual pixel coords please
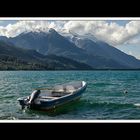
left=17, top=97, right=29, bottom=109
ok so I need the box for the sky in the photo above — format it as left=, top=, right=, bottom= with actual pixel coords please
left=0, top=19, right=140, bottom=59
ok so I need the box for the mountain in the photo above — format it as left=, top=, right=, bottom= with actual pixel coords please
left=67, top=34, right=140, bottom=69
left=1, top=28, right=140, bottom=69
left=9, top=29, right=87, bottom=56
left=0, top=41, right=93, bottom=70
left=5, top=29, right=106, bottom=68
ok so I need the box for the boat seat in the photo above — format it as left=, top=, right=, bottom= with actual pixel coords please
left=51, top=91, right=70, bottom=97
left=40, top=96, right=58, bottom=99
left=51, top=83, right=77, bottom=97
left=64, top=85, right=75, bottom=93
left=52, top=85, right=64, bottom=93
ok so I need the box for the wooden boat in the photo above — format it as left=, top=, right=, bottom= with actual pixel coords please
left=17, top=81, right=87, bottom=111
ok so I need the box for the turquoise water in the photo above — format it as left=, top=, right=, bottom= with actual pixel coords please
left=0, top=70, right=140, bottom=120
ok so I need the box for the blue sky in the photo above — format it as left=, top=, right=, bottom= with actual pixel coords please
left=0, top=20, right=130, bottom=27
left=107, top=20, right=130, bottom=26
left=0, top=19, right=140, bottom=60
left=117, top=44, right=140, bottom=59
left=0, top=20, right=18, bottom=26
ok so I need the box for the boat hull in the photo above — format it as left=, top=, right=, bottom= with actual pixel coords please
left=18, top=81, right=87, bottom=111
left=29, top=83, right=86, bottom=110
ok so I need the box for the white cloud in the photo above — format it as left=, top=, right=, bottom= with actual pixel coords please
left=1, top=20, right=140, bottom=46
left=128, top=51, right=133, bottom=55
left=125, top=37, right=140, bottom=44
left=0, top=20, right=65, bottom=37
left=64, top=20, right=140, bottom=46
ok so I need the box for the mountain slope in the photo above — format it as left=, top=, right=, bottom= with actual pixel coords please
left=6, top=29, right=131, bottom=69
left=9, top=29, right=87, bottom=56
left=1, top=29, right=140, bottom=69
left=7, top=29, right=114, bottom=68
left=0, top=41, right=93, bottom=70
left=65, top=33, right=140, bottom=69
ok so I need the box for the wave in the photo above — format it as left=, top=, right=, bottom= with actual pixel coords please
left=133, top=103, right=140, bottom=107
left=91, top=82, right=114, bottom=87
left=78, top=100, right=136, bottom=110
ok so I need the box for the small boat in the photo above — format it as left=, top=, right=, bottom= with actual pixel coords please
left=17, top=81, right=87, bottom=111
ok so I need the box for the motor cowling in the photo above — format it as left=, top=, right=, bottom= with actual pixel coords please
left=28, top=90, right=41, bottom=104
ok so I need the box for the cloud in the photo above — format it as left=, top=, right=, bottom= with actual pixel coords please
left=1, top=20, right=140, bottom=46
left=128, top=51, right=133, bottom=55
left=64, top=20, right=140, bottom=46
left=124, top=37, right=140, bottom=44
left=0, top=20, right=66, bottom=37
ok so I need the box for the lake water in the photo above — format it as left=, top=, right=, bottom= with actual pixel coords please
left=0, top=70, right=140, bottom=120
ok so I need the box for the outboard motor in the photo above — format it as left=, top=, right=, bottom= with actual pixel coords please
left=17, top=98, right=27, bottom=110
left=28, top=90, right=41, bottom=105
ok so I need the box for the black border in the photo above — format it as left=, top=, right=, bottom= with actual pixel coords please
left=0, top=8, right=140, bottom=17
left=0, top=4, right=140, bottom=137
left=0, top=123, right=139, bottom=137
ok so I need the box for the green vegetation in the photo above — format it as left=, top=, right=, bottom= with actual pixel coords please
left=0, top=41, right=93, bottom=70
left=0, top=55, right=93, bottom=70
left=0, top=55, right=48, bottom=70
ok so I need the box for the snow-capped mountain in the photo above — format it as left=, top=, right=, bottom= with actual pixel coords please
left=1, top=28, right=140, bottom=69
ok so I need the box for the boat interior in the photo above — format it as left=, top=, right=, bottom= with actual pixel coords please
left=37, top=81, right=85, bottom=99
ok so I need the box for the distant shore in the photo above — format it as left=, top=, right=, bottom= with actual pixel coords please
left=0, top=69, right=140, bottom=71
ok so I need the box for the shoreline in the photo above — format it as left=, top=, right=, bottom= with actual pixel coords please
left=0, top=69, right=140, bottom=71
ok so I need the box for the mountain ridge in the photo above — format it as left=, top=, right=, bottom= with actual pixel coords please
left=0, top=29, right=140, bottom=69
left=0, top=40, right=93, bottom=70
